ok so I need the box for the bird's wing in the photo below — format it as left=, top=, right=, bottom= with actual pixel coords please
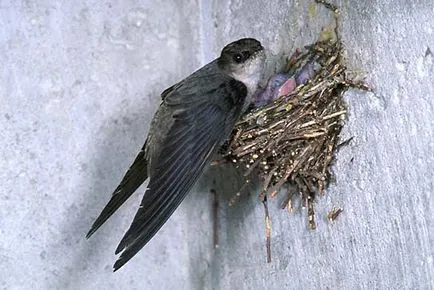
left=113, top=75, right=247, bottom=271
left=86, top=141, right=149, bottom=238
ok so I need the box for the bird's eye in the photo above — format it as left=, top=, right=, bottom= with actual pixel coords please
left=233, top=51, right=251, bottom=63
left=233, top=53, right=243, bottom=63
left=241, top=50, right=251, bottom=59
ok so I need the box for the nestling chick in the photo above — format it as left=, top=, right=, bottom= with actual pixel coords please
left=252, top=60, right=319, bottom=107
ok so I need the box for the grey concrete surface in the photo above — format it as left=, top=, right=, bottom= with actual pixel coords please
left=0, top=0, right=433, bottom=289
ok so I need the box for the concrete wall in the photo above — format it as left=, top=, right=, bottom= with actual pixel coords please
left=1, top=0, right=433, bottom=289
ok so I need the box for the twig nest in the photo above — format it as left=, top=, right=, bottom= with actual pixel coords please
left=221, top=39, right=368, bottom=228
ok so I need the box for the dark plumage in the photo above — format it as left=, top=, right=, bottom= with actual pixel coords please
left=86, top=38, right=266, bottom=271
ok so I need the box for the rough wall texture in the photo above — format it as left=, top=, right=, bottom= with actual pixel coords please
left=0, top=0, right=433, bottom=289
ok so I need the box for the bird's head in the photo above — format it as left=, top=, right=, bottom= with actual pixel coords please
left=218, top=38, right=266, bottom=91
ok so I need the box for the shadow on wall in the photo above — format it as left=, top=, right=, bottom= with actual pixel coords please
left=52, top=93, right=156, bottom=288
left=195, top=163, right=259, bottom=288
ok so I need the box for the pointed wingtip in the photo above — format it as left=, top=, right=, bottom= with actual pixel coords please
left=113, top=239, right=140, bottom=271
left=113, top=257, right=127, bottom=272
left=114, top=233, right=130, bottom=254
left=86, top=227, right=96, bottom=239
left=86, top=220, right=104, bottom=239
left=114, top=242, right=125, bottom=255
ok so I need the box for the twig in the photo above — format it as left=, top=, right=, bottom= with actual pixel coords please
left=211, top=189, right=219, bottom=248
left=262, top=195, right=272, bottom=263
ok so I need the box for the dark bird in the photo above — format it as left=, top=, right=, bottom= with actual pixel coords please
left=86, top=38, right=266, bottom=271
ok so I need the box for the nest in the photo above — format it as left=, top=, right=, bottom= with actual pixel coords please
left=224, top=38, right=368, bottom=214
left=219, top=4, right=369, bottom=261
